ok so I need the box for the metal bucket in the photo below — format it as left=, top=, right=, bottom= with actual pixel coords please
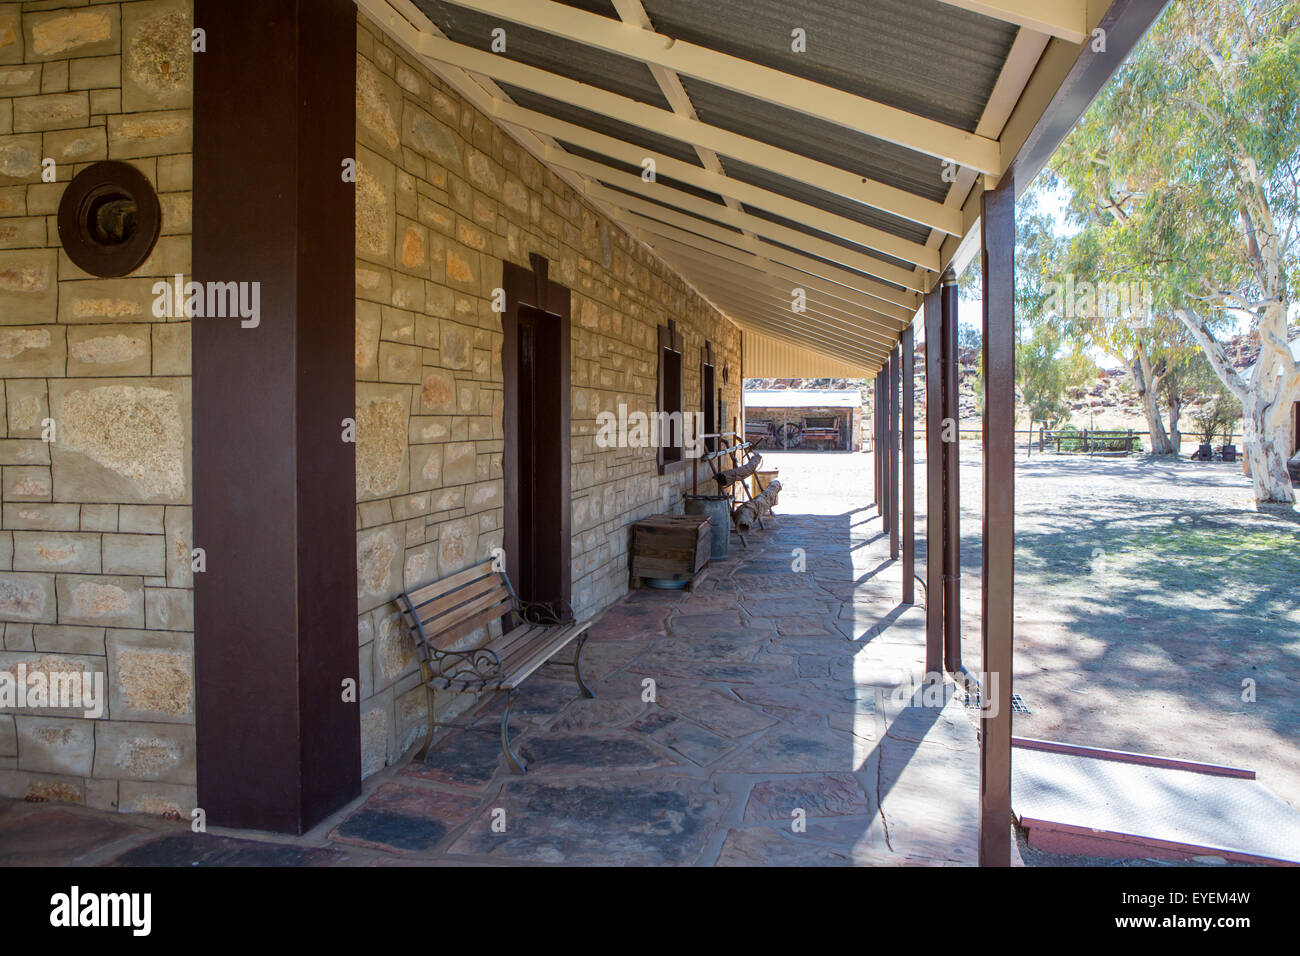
left=684, top=494, right=730, bottom=561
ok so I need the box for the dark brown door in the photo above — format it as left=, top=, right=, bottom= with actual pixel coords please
left=513, top=305, right=566, bottom=606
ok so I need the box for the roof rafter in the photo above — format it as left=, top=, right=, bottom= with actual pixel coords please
left=727, top=305, right=889, bottom=363
left=725, top=309, right=889, bottom=367
left=589, top=183, right=928, bottom=295
left=624, top=216, right=916, bottom=324
left=607, top=0, right=752, bottom=239
left=916, top=25, right=1050, bottom=284
left=419, top=31, right=962, bottom=234
left=743, top=329, right=872, bottom=375
left=492, top=104, right=938, bottom=268
left=660, top=258, right=900, bottom=349
left=674, top=275, right=900, bottom=355
left=668, top=266, right=894, bottom=358
left=614, top=207, right=921, bottom=313
left=932, top=0, right=1089, bottom=43
left=550, top=147, right=938, bottom=273
left=646, top=238, right=907, bottom=346
left=436, top=0, right=1003, bottom=172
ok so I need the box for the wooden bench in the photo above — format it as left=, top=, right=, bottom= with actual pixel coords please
left=398, top=558, right=593, bottom=773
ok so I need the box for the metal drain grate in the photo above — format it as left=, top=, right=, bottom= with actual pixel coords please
left=962, top=691, right=1031, bottom=715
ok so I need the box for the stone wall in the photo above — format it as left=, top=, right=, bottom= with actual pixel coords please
left=0, top=0, right=194, bottom=814
left=354, top=12, right=742, bottom=776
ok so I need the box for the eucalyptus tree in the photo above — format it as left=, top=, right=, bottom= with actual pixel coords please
left=1052, top=0, right=1300, bottom=502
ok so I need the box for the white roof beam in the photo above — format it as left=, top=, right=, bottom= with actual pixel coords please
left=646, top=238, right=907, bottom=346
left=660, top=254, right=900, bottom=347
left=625, top=216, right=916, bottom=324
left=919, top=25, right=1049, bottom=282
left=680, top=279, right=898, bottom=352
left=614, top=208, right=920, bottom=313
left=493, top=103, right=937, bottom=269
left=666, top=266, right=893, bottom=356
left=725, top=309, right=889, bottom=366
left=546, top=146, right=938, bottom=273
left=586, top=182, right=928, bottom=294
left=607, top=0, right=751, bottom=236
left=419, top=32, right=962, bottom=233
left=437, top=0, right=1002, bottom=172
left=931, top=0, right=1089, bottom=44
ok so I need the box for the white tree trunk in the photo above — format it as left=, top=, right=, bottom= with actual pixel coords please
left=1131, top=345, right=1175, bottom=455
left=1177, top=302, right=1297, bottom=505
left=1241, top=389, right=1293, bottom=503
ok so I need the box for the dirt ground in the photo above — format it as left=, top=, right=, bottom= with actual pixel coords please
left=760, top=447, right=1300, bottom=813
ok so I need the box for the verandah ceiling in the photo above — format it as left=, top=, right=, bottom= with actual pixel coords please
left=355, top=0, right=1140, bottom=374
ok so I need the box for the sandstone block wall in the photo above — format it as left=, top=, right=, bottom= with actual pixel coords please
left=354, top=13, right=742, bottom=776
left=0, top=0, right=194, bottom=815
left=1, top=2, right=746, bottom=812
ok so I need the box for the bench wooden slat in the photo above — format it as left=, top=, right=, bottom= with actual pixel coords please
left=491, top=623, right=547, bottom=659
left=428, top=592, right=514, bottom=650
left=433, top=583, right=512, bottom=632
left=402, top=557, right=496, bottom=608
left=499, top=623, right=589, bottom=688
left=408, top=572, right=506, bottom=628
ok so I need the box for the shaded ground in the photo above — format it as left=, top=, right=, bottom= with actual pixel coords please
left=12, top=444, right=1277, bottom=866
left=764, top=447, right=1300, bottom=813
left=0, top=457, right=989, bottom=866
left=976, top=452, right=1300, bottom=811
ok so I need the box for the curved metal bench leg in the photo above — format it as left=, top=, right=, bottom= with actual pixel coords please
left=414, top=663, right=436, bottom=762
left=573, top=632, right=594, bottom=699
left=501, top=689, right=526, bottom=774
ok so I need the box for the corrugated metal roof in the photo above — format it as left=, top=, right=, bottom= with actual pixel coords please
left=682, top=77, right=950, bottom=204
left=721, top=156, right=933, bottom=246
left=744, top=389, right=863, bottom=408
left=396, top=0, right=1160, bottom=378
left=502, top=87, right=705, bottom=167
left=640, top=0, right=1016, bottom=131
left=743, top=206, right=920, bottom=274
left=558, top=142, right=729, bottom=206
left=414, top=0, right=671, bottom=108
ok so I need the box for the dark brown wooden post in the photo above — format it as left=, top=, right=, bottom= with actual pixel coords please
left=924, top=290, right=944, bottom=675
left=192, top=0, right=359, bottom=833
left=874, top=370, right=883, bottom=514
left=902, top=323, right=915, bottom=605
left=941, top=271, right=962, bottom=673
left=980, top=174, right=1016, bottom=867
left=888, top=346, right=899, bottom=561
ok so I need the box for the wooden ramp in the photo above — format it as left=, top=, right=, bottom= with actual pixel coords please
left=1012, top=738, right=1300, bottom=865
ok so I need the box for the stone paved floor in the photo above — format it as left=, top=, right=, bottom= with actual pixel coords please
left=0, top=451, right=993, bottom=866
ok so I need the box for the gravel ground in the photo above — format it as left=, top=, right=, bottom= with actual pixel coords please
left=760, top=448, right=1300, bottom=815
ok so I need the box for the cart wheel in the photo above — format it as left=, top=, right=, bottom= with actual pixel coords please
left=777, top=422, right=802, bottom=448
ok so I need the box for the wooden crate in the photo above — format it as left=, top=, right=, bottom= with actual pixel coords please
left=630, top=514, right=711, bottom=590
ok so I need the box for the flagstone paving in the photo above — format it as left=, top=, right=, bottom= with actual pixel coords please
left=0, top=454, right=995, bottom=867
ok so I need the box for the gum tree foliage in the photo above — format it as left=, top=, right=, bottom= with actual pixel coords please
left=961, top=194, right=1096, bottom=430
left=1051, top=0, right=1300, bottom=503
left=1049, top=214, right=1203, bottom=454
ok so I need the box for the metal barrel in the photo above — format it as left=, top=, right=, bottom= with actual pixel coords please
left=684, top=494, right=730, bottom=561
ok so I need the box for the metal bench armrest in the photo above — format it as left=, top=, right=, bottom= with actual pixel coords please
left=514, top=599, right=576, bottom=627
